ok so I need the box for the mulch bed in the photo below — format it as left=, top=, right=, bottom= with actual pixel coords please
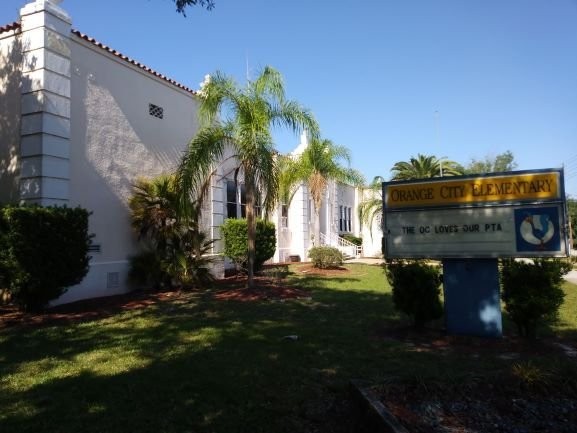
left=379, top=379, right=577, bottom=433
left=0, top=269, right=318, bottom=329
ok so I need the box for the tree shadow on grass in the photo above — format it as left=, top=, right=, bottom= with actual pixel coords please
left=2, top=265, right=576, bottom=433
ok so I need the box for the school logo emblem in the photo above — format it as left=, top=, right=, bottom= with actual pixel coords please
left=514, top=207, right=560, bottom=252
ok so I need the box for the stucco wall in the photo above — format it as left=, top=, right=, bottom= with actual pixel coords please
left=0, top=31, right=22, bottom=203
left=57, top=35, right=200, bottom=303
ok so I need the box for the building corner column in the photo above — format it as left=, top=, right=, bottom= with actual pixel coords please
left=19, top=0, right=72, bottom=206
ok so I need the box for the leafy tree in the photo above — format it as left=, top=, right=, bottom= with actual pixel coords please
left=177, top=67, right=318, bottom=289
left=293, top=137, right=364, bottom=245
left=172, top=0, right=215, bottom=14
left=390, top=154, right=462, bottom=180
left=464, top=150, right=517, bottom=174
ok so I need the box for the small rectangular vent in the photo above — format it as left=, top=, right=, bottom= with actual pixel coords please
left=106, top=272, right=120, bottom=289
left=149, top=103, right=164, bottom=119
left=88, top=244, right=101, bottom=253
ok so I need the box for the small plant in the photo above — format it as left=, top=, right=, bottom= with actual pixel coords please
left=385, top=260, right=443, bottom=328
left=511, top=361, right=551, bottom=388
left=501, top=258, right=571, bottom=338
left=128, top=249, right=169, bottom=290
left=308, top=246, right=344, bottom=269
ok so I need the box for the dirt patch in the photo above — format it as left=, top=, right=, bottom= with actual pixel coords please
left=0, top=271, right=313, bottom=329
left=212, top=274, right=311, bottom=301
left=292, top=263, right=350, bottom=276
left=0, top=289, right=180, bottom=329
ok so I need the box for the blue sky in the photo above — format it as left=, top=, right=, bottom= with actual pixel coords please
left=2, top=0, right=577, bottom=196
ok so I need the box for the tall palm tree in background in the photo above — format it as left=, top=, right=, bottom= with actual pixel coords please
left=358, top=155, right=462, bottom=237
left=293, top=137, right=365, bottom=245
left=390, top=154, right=462, bottom=180
left=176, top=67, right=319, bottom=288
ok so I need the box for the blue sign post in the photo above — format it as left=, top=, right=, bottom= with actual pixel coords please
left=443, top=259, right=502, bottom=337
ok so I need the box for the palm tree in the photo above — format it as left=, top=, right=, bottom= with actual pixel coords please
left=357, top=155, right=463, bottom=237
left=129, top=175, right=181, bottom=254
left=390, top=154, right=462, bottom=180
left=357, top=175, right=385, bottom=238
left=176, top=67, right=319, bottom=288
left=294, top=137, right=365, bottom=245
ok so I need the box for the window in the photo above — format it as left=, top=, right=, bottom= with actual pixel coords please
left=226, top=180, right=259, bottom=219
left=240, top=184, right=246, bottom=218
left=348, top=207, right=352, bottom=232
left=148, top=103, right=164, bottom=119
left=226, top=180, right=237, bottom=218
left=339, top=205, right=343, bottom=231
left=281, top=204, right=288, bottom=228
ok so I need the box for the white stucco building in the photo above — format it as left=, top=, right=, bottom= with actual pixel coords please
left=0, top=0, right=381, bottom=305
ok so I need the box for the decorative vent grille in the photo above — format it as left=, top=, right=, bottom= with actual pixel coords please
left=149, top=103, right=164, bottom=119
left=88, top=244, right=101, bottom=253
left=107, top=272, right=120, bottom=289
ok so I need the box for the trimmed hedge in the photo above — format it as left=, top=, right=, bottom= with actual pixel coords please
left=0, top=205, right=92, bottom=311
left=308, top=246, right=344, bottom=269
left=501, top=258, right=571, bottom=338
left=220, top=218, right=276, bottom=272
left=385, top=260, right=443, bottom=328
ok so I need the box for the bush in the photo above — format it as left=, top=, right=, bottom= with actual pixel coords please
left=0, top=205, right=92, bottom=312
left=501, top=258, right=571, bottom=338
left=128, top=249, right=168, bottom=290
left=308, top=246, right=344, bottom=269
left=128, top=175, right=216, bottom=290
left=342, top=234, right=362, bottom=246
left=220, top=218, right=276, bottom=272
left=385, top=260, right=443, bottom=328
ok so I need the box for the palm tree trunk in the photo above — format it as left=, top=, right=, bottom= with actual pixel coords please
left=314, top=207, right=321, bottom=246
left=245, top=175, right=256, bottom=289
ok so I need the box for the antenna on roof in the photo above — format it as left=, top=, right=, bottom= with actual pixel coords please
left=245, top=51, right=250, bottom=82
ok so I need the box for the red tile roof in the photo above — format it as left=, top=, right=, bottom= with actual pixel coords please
left=1, top=20, right=196, bottom=95
left=0, top=21, right=21, bottom=34
left=71, top=30, right=197, bottom=95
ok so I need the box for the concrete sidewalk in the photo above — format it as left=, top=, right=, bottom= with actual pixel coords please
left=565, top=270, right=577, bottom=285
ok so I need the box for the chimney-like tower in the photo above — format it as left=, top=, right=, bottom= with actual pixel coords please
left=19, top=0, right=71, bottom=205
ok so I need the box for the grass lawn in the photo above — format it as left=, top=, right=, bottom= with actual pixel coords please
left=1, top=263, right=576, bottom=433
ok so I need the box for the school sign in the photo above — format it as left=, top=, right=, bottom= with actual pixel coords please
left=382, top=169, right=570, bottom=259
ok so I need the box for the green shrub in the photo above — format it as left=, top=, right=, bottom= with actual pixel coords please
left=308, top=246, right=344, bottom=269
left=128, top=175, right=216, bottom=290
left=501, top=258, right=571, bottom=338
left=220, top=218, right=276, bottom=272
left=342, top=234, right=362, bottom=246
left=385, top=260, right=443, bottom=328
left=128, top=249, right=168, bottom=290
left=0, top=205, right=91, bottom=312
